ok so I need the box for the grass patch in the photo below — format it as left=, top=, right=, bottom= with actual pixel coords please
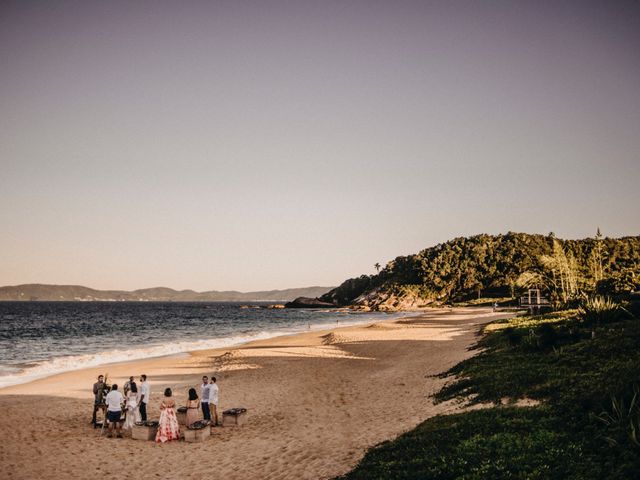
left=339, top=302, right=640, bottom=480
left=452, top=297, right=515, bottom=307
left=340, top=408, right=590, bottom=480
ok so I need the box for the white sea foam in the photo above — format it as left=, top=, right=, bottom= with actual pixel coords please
left=0, top=313, right=408, bottom=389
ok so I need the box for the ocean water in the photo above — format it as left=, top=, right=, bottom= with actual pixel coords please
left=0, top=301, right=407, bottom=388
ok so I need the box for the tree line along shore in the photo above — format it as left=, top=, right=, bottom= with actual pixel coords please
left=317, top=231, right=639, bottom=310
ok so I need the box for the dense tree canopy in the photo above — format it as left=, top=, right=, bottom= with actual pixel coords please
left=321, top=233, right=640, bottom=306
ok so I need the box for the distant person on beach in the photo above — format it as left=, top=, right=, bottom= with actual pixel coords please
left=91, top=374, right=106, bottom=427
left=123, top=383, right=140, bottom=431
left=186, top=388, right=201, bottom=427
left=209, top=376, right=219, bottom=426
left=139, top=374, right=150, bottom=422
left=200, top=376, right=211, bottom=421
left=155, top=388, right=180, bottom=443
left=105, top=384, right=124, bottom=438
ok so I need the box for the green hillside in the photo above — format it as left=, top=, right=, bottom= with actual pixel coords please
left=321, top=232, right=640, bottom=309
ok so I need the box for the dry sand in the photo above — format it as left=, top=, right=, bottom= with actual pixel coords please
left=0, top=307, right=510, bottom=480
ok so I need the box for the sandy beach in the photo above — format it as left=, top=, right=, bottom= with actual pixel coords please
left=0, top=307, right=508, bottom=480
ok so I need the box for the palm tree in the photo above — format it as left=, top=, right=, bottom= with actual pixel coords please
left=591, top=227, right=604, bottom=284
left=374, top=262, right=381, bottom=273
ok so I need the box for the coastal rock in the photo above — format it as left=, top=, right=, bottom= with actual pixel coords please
left=284, top=297, right=335, bottom=309
left=350, top=287, right=435, bottom=312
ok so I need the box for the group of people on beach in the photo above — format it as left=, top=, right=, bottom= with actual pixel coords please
left=91, top=373, right=220, bottom=443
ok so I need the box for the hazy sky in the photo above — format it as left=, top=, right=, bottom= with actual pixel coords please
left=1, top=1, right=639, bottom=291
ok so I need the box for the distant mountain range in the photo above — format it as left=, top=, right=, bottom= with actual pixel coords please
left=0, top=284, right=334, bottom=302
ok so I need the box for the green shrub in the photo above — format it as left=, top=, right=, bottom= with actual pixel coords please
left=578, top=296, right=629, bottom=326
left=593, top=383, right=640, bottom=449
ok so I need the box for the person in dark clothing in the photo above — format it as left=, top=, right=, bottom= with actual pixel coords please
left=91, top=374, right=106, bottom=427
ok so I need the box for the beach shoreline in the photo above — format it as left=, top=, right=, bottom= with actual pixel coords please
left=0, top=311, right=419, bottom=395
left=0, top=307, right=509, bottom=480
left=0, top=309, right=417, bottom=397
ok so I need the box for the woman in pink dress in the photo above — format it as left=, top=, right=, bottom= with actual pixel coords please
left=155, top=388, right=181, bottom=443
left=185, top=388, right=201, bottom=427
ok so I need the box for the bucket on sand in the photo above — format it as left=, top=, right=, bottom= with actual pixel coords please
left=222, top=407, right=247, bottom=427
left=184, top=421, right=211, bottom=443
left=132, top=421, right=158, bottom=441
left=176, top=407, right=188, bottom=426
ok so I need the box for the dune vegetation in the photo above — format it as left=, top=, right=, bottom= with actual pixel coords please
left=340, top=297, right=640, bottom=479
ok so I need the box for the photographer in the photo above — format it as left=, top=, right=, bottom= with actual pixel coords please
left=91, top=374, right=107, bottom=427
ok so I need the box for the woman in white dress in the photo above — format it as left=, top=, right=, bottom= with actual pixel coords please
left=123, top=383, right=141, bottom=431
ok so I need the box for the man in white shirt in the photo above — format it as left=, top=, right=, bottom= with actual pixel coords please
left=104, top=384, right=124, bottom=438
left=209, top=376, right=220, bottom=426
left=200, top=376, right=211, bottom=421
left=139, top=374, right=150, bottom=422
